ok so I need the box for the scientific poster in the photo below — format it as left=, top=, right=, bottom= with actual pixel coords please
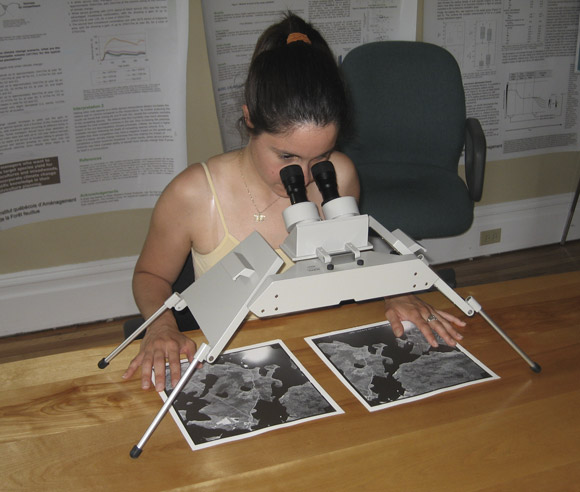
left=0, top=1, right=188, bottom=230
left=423, top=1, right=580, bottom=161
left=156, top=340, right=343, bottom=451
left=201, top=0, right=417, bottom=151
left=306, top=321, right=499, bottom=412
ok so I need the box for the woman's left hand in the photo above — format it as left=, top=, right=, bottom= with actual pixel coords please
left=384, top=294, right=466, bottom=347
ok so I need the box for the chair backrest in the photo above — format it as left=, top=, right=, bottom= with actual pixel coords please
left=338, top=41, right=476, bottom=239
left=339, top=41, right=466, bottom=172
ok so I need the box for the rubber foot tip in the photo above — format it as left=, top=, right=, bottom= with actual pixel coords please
left=130, top=446, right=142, bottom=459
left=98, top=358, right=109, bottom=369
left=530, top=362, right=542, bottom=373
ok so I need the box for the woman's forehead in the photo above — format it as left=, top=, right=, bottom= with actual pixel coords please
left=265, top=123, right=338, bottom=154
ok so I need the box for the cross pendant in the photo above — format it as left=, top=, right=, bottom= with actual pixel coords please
left=254, top=213, right=266, bottom=222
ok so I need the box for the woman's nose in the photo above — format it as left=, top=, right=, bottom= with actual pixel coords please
left=301, top=164, right=313, bottom=183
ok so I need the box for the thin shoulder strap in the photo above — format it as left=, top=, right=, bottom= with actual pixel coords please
left=200, top=162, right=229, bottom=233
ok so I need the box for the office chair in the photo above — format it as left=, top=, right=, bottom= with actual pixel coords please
left=338, top=41, right=486, bottom=241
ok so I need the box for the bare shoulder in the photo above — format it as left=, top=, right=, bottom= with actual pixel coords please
left=143, top=162, right=215, bottom=248
left=154, top=151, right=240, bottom=242
left=157, top=154, right=241, bottom=216
left=135, top=163, right=211, bottom=278
left=160, top=162, right=209, bottom=208
left=330, top=150, right=360, bottom=199
left=330, top=150, right=357, bottom=176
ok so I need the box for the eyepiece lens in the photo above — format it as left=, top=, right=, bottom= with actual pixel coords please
left=280, top=165, right=308, bottom=205
left=312, top=160, right=339, bottom=205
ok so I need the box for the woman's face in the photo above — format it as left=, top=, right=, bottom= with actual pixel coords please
left=247, top=122, right=338, bottom=197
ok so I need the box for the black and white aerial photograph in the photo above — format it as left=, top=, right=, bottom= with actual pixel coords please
left=155, top=340, right=343, bottom=451
left=306, top=321, right=499, bottom=411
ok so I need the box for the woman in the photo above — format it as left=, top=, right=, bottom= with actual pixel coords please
left=123, top=13, right=465, bottom=391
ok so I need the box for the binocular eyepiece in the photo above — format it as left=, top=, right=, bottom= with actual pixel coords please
left=280, top=160, right=340, bottom=206
left=279, top=161, right=359, bottom=233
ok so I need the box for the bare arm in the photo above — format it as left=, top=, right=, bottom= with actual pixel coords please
left=123, top=168, right=202, bottom=390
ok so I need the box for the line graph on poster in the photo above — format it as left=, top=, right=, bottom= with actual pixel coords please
left=91, top=33, right=148, bottom=65
left=504, top=70, right=564, bottom=126
left=90, top=33, right=150, bottom=86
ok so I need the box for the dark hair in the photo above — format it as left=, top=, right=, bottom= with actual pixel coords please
left=241, top=13, right=349, bottom=139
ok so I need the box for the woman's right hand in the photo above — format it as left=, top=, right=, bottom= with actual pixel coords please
left=122, top=323, right=198, bottom=392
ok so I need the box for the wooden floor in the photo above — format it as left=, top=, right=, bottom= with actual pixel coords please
left=1, top=240, right=579, bottom=364
left=438, top=238, right=580, bottom=286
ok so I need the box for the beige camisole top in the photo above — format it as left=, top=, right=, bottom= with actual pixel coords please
left=191, top=162, right=293, bottom=280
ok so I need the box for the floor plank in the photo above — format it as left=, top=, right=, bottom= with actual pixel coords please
left=437, top=239, right=580, bottom=287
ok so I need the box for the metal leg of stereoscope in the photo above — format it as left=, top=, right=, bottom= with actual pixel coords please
left=99, top=230, right=284, bottom=458
left=98, top=161, right=540, bottom=458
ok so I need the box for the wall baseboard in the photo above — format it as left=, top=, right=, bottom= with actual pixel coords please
left=1, top=193, right=578, bottom=337
left=0, top=256, right=139, bottom=337
left=422, top=192, right=580, bottom=264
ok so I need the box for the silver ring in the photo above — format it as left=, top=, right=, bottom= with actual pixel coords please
left=427, top=314, right=437, bottom=323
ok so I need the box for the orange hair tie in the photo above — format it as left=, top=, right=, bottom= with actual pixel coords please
left=287, top=32, right=311, bottom=45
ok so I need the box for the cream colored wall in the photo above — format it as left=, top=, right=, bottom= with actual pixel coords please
left=465, top=153, right=580, bottom=206
left=1, top=2, right=579, bottom=276
left=0, top=0, right=222, bottom=275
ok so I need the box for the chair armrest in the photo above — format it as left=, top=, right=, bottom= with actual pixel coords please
left=465, top=117, right=486, bottom=202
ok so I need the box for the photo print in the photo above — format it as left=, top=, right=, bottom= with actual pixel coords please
left=154, top=340, right=343, bottom=451
left=306, top=321, right=499, bottom=411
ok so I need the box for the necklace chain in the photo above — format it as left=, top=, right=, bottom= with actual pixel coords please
left=239, top=161, right=281, bottom=222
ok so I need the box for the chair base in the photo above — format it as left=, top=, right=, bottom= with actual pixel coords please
left=434, top=267, right=457, bottom=289
left=123, top=317, right=146, bottom=340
